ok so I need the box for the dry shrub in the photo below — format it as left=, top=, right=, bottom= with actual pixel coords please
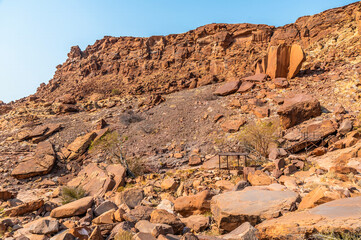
left=238, top=120, right=280, bottom=158
left=61, top=186, right=86, bottom=204
left=90, top=131, right=144, bottom=177
left=114, top=231, right=134, bottom=240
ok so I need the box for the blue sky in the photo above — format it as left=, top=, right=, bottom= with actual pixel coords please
left=0, top=0, right=358, bottom=102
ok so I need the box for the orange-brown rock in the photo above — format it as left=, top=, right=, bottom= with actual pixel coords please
left=288, top=44, right=306, bottom=79
left=277, top=94, right=322, bottom=129
left=174, top=190, right=212, bottom=217
left=11, top=141, right=56, bottom=179
left=150, top=209, right=184, bottom=234
left=257, top=196, right=361, bottom=239
left=220, top=119, right=246, bottom=133
left=214, top=81, right=241, bottom=96
left=298, top=186, right=342, bottom=210
left=50, top=196, right=93, bottom=218
left=247, top=170, right=273, bottom=186
left=4, top=199, right=44, bottom=217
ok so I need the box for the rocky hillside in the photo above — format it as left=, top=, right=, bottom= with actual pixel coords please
left=32, top=2, right=361, bottom=102
left=1, top=2, right=361, bottom=240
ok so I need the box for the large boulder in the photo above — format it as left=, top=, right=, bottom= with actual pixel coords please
left=11, top=141, right=56, bottom=179
left=174, top=190, right=212, bottom=217
left=67, top=163, right=116, bottom=197
left=50, top=196, right=93, bottom=218
left=257, top=196, right=361, bottom=239
left=211, top=186, right=299, bottom=232
left=277, top=94, right=322, bottom=129
left=214, top=81, right=241, bottom=96
left=265, top=44, right=305, bottom=79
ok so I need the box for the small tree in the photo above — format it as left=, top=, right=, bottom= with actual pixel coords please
left=238, top=120, right=280, bottom=159
left=90, top=131, right=141, bottom=177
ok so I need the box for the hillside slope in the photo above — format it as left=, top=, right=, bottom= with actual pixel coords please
left=32, top=2, right=361, bottom=102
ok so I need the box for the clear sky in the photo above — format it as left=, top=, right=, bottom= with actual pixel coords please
left=0, top=0, right=358, bottom=103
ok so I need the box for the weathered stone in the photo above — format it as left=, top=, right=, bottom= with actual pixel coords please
left=11, top=142, right=56, bottom=179
left=67, top=132, right=97, bottom=160
left=243, top=74, right=267, bottom=82
left=124, top=205, right=154, bottom=222
left=135, top=220, right=173, bottom=235
left=189, top=155, right=202, bottom=166
left=161, top=177, right=179, bottom=191
left=272, top=78, right=289, bottom=88
left=115, top=188, right=144, bottom=209
left=257, top=196, right=361, bottom=239
left=298, top=186, right=342, bottom=210
left=89, top=226, right=104, bottom=240
left=232, top=180, right=250, bottom=191
left=150, top=209, right=184, bottom=234
left=214, top=81, right=241, bottom=96
left=221, top=119, right=246, bottom=133
left=174, top=190, right=212, bottom=217
left=181, top=215, right=210, bottom=232
left=28, top=217, right=59, bottom=234
left=94, top=201, right=118, bottom=217
left=106, top=164, right=126, bottom=191
left=50, top=197, right=93, bottom=218
left=253, top=106, right=270, bottom=118
left=277, top=94, right=322, bottom=129
left=338, top=119, right=353, bottom=135
left=0, top=189, right=15, bottom=201
left=247, top=170, right=273, bottom=186
left=67, top=163, right=115, bottom=197
left=237, top=81, right=255, bottom=93
left=92, top=209, right=116, bottom=224
left=211, top=186, right=299, bottom=232
left=288, top=44, right=306, bottom=79
left=221, top=222, right=258, bottom=240
left=4, top=199, right=44, bottom=217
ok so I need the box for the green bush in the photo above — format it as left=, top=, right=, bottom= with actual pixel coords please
left=61, top=186, right=86, bottom=204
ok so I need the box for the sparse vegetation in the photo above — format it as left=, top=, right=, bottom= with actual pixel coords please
left=238, top=120, right=280, bottom=160
left=111, top=89, right=121, bottom=96
left=89, top=131, right=145, bottom=177
left=61, top=186, right=87, bottom=204
left=114, top=230, right=134, bottom=240
left=310, top=232, right=361, bottom=240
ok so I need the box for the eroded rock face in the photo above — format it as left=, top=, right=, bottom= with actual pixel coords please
left=211, top=186, right=299, bottom=232
left=277, top=94, right=322, bottom=129
left=11, top=141, right=56, bottom=179
left=257, top=196, right=361, bottom=239
left=67, top=163, right=116, bottom=197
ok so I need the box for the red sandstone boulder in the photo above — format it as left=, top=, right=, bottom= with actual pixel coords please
left=277, top=94, right=322, bottom=129
left=214, top=81, right=241, bottom=96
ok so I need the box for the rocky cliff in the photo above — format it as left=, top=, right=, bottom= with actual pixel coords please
left=33, top=2, right=361, bottom=102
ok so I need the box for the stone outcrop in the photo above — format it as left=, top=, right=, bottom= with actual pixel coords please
left=257, top=196, right=361, bottom=239
left=277, top=94, right=322, bottom=129
left=211, top=186, right=299, bottom=232
left=33, top=2, right=360, bottom=102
